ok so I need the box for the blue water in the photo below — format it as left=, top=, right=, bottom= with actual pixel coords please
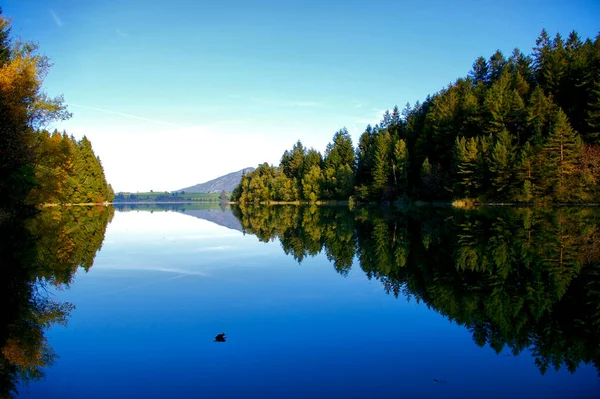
left=17, top=210, right=600, bottom=398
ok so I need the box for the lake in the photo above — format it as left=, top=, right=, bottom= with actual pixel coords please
left=4, top=204, right=600, bottom=398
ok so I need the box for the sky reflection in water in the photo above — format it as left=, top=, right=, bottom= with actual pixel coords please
left=19, top=209, right=600, bottom=399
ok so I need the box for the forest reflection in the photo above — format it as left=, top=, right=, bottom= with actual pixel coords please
left=232, top=205, right=600, bottom=376
left=0, top=206, right=113, bottom=397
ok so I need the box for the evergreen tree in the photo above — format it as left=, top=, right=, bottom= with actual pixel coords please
left=540, top=109, right=583, bottom=201
left=281, top=141, right=306, bottom=181
left=488, top=130, right=515, bottom=199
left=454, top=137, right=480, bottom=197
left=516, top=141, right=536, bottom=202
left=323, top=128, right=355, bottom=199
left=302, top=165, right=324, bottom=203
left=489, top=50, right=506, bottom=82
left=586, top=73, right=600, bottom=143
left=229, top=28, right=600, bottom=204
left=355, top=125, right=375, bottom=196
left=392, top=139, right=409, bottom=195
left=371, top=131, right=392, bottom=198
left=324, top=128, right=355, bottom=172
left=526, top=86, right=554, bottom=144
left=470, top=56, right=489, bottom=86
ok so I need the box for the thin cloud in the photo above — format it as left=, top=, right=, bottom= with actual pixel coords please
left=355, top=108, right=388, bottom=126
left=251, top=97, right=323, bottom=108
left=50, top=9, right=62, bottom=27
left=227, top=94, right=322, bottom=107
left=292, top=101, right=321, bottom=107
left=70, top=104, right=187, bottom=128
left=116, top=28, right=129, bottom=37
left=92, top=270, right=208, bottom=297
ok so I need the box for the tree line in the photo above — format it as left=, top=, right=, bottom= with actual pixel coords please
left=27, top=131, right=114, bottom=205
left=232, top=29, right=600, bottom=204
left=232, top=204, right=600, bottom=375
left=0, top=9, right=112, bottom=212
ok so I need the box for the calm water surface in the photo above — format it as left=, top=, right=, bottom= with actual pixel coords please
left=11, top=205, right=600, bottom=398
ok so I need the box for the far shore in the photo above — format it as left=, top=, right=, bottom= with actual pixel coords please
left=38, top=200, right=600, bottom=208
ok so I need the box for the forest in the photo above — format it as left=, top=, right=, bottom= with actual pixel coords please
left=0, top=10, right=112, bottom=213
left=232, top=29, right=600, bottom=204
left=232, top=204, right=600, bottom=375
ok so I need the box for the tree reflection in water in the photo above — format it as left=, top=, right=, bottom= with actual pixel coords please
left=233, top=205, right=600, bottom=376
left=0, top=206, right=113, bottom=398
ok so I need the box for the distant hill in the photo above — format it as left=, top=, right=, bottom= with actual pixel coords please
left=177, top=167, right=255, bottom=193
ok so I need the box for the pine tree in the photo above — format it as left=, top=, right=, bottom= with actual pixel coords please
left=484, top=70, right=513, bottom=136
left=454, top=137, right=479, bottom=197
left=533, top=29, right=552, bottom=84
left=540, top=109, right=583, bottom=201
left=324, top=128, right=355, bottom=172
left=355, top=125, right=375, bottom=190
left=516, top=141, right=536, bottom=202
left=489, top=50, right=506, bottom=82
left=281, top=141, right=306, bottom=181
left=371, top=131, right=392, bottom=197
left=392, top=139, right=409, bottom=195
left=586, top=73, right=600, bottom=144
left=470, top=56, right=489, bottom=86
left=526, top=86, right=554, bottom=144
left=322, top=128, right=354, bottom=199
left=508, top=48, right=534, bottom=87
left=488, top=130, right=515, bottom=199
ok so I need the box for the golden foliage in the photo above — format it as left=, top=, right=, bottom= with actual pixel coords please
left=0, top=16, right=70, bottom=129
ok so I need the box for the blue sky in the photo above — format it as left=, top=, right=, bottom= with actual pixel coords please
left=4, top=0, right=600, bottom=192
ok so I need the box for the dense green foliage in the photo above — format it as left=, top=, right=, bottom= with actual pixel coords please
left=114, top=191, right=219, bottom=202
left=0, top=10, right=111, bottom=210
left=233, top=30, right=600, bottom=204
left=27, top=131, right=114, bottom=205
left=114, top=202, right=231, bottom=214
left=233, top=205, right=600, bottom=375
left=0, top=206, right=113, bottom=397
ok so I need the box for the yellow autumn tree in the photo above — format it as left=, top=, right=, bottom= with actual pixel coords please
left=0, top=12, right=70, bottom=210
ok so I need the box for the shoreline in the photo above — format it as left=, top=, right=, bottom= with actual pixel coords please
left=38, top=200, right=600, bottom=208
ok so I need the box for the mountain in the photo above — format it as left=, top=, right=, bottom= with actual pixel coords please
left=177, top=167, right=255, bottom=193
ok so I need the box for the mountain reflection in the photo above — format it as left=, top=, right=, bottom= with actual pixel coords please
left=113, top=203, right=243, bottom=232
left=232, top=205, right=600, bottom=376
left=0, top=206, right=113, bottom=397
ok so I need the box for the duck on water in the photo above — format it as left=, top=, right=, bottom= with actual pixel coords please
left=214, top=333, right=226, bottom=342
